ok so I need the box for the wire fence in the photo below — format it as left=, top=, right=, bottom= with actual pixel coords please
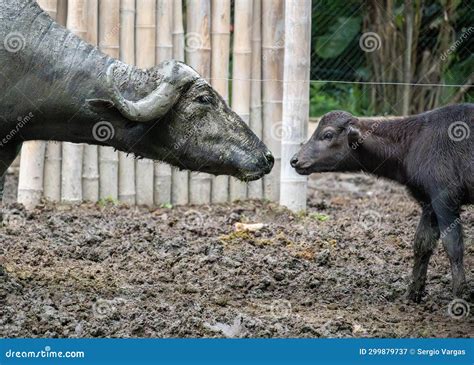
left=309, top=0, right=473, bottom=116
left=9, top=0, right=474, bottom=210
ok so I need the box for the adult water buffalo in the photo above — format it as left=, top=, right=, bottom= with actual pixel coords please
left=291, top=104, right=473, bottom=302
left=0, top=0, right=274, bottom=199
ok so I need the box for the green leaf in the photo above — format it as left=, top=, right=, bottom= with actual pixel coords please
left=309, top=212, right=330, bottom=222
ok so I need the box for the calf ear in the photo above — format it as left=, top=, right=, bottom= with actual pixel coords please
left=347, top=125, right=362, bottom=149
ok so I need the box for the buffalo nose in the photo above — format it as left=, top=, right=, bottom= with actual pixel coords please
left=290, top=156, right=298, bottom=168
left=265, top=151, right=274, bottom=167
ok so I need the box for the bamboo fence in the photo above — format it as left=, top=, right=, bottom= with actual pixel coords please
left=17, top=0, right=309, bottom=210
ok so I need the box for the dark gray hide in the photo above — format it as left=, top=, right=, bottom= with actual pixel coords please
left=0, top=0, right=274, bottom=198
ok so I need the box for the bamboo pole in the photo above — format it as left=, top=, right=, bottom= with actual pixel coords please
left=186, top=0, right=212, bottom=205
left=170, top=0, right=189, bottom=206
left=28, top=0, right=62, bottom=205
left=118, top=0, right=136, bottom=205
left=61, top=0, right=89, bottom=204
left=17, top=0, right=59, bottom=209
left=56, top=0, right=67, bottom=24
left=280, top=0, right=310, bottom=212
left=154, top=0, right=173, bottom=206
left=82, top=0, right=99, bottom=202
left=248, top=0, right=263, bottom=199
left=17, top=141, right=46, bottom=209
left=229, top=0, right=253, bottom=201
left=98, top=0, right=120, bottom=201
left=39, top=0, right=57, bottom=18
left=210, top=0, right=230, bottom=203
left=43, top=0, right=66, bottom=203
left=43, top=140, right=61, bottom=202
left=134, top=0, right=156, bottom=206
left=262, top=0, right=284, bottom=202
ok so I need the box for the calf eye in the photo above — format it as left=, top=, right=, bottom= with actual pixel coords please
left=195, top=95, right=212, bottom=104
left=322, top=131, right=334, bottom=140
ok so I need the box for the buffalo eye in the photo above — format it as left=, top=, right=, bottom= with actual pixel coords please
left=195, top=95, right=213, bottom=104
left=322, top=131, right=334, bottom=140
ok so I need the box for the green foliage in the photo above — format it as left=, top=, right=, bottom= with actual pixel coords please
left=310, top=0, right=472, bottom=113
left=309, top=82, right=373, bottom=117
left=441, top=55, right=474, bottom=103
left=98, top=197, right=119, bottom=207
left=315, top=16, right=361, bottom=59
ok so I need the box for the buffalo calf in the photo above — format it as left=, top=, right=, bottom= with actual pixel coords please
left=291, top=103, right=473, bottom=302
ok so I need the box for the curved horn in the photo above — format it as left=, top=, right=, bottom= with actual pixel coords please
left=106, top=60, right=200, bottom=122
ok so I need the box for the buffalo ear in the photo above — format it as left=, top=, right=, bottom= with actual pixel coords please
left=347, top=124, right=362, bottom=150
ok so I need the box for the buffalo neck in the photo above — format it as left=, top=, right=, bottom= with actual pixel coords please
left=0, top=0, right=154, bottom=147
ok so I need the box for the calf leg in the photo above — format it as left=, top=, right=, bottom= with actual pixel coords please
left=407, top=204, right=439, bottom=302
left=432, top=199, right=466, bottom=297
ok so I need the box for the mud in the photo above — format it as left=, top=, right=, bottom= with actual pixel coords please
left=1, top=172, right=472, bottom=338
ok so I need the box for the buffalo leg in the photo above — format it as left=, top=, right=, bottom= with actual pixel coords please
left=0, top=143, right=22, bottom=204
left=0, top=143, right=22, bottom=222
left=0, top=143, right=21, bottom=303
left=407, top=204, right=439, bottom=302
left=432, top=198, right=466, bottom=297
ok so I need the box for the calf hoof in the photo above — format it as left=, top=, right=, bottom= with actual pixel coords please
left=406, top=285, right=424, bottom=303
left=452, top=281, right=469, bottom=301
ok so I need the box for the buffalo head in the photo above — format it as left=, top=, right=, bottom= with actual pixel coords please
left=87, top=60, right=273, bottom=181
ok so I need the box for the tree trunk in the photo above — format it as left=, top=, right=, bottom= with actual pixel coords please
left=230, top=0, right=253, bottom=201
left=280, top=0, right=310, bottom=212
left=210, top=0, right=230, bottom=203
left=135, top=0, right=156, bottom=206
left=262, top=0, right=284, bottom=201
left=61, top=0, right=88, bottom=204
left=118, top=0, right=136, bottom=205
left=186, top=0, right=212, bottom=205
left=154, top=0, right=173, bottom=206
left=247, top=0, right=263, bottom=199
left=170, top=0, right=189, bottom=206
left=402, top=0, right=413, bottom=116
left=82, top=0, right=99, bottom=202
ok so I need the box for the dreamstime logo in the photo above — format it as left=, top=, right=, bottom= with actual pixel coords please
left=447, top=121, right=470, bottom=142
left=92, top=121, right=115, bottom=142
left=447, top=299, right=470, bottom=320
left=3, top=32, right=26, bottom=53
left=0, top=112, right=34, bottom=147
left=262, top=38, right=284, bottom=62
left=358, top=209, right=382, bottom=230
left=185, top=32, right=203, bottom=53
left=271, top=122, right=293, bottom=141
left=441, top=27, right=474, bottom=61
left=92, top=298, right=125, bottom=319
left=1, top=209, right=26, bottom=228
left=183, top=209, right=204, bottom=230
left=270, top=299, right=292, bottom=318
left=359, top=32, right=381, bottom=52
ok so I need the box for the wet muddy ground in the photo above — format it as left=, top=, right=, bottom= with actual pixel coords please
left=1, top=171, right=472, bottom=338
